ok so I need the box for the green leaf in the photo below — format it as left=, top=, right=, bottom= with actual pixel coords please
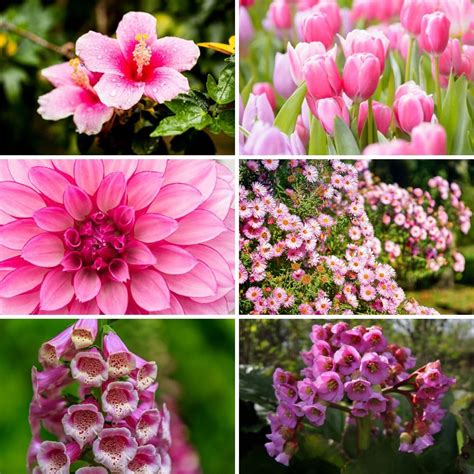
left=0, top=65, right=28, bottom=103
left=274, top=82, right=307, bottom=135
left=150, top=106, right=212, bottom=137
left=239, top=366, right=275, bottom=410
left=241, top=75, right=255, bottom=105
left=333, top=117, right=360, bottom=155
left=207, top=63, right=235, bottom=105
left=216, top=109, right=235, bottom=136
left=308, top=115, right=327, bottom=155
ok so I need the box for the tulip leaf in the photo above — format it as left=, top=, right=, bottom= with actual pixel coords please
left=274, top=82, right=307, bottom=135
left=333, top=117, right=360, bottom=155
left=241, top=75, right=255, bottom=105
left=308, top=116, right=327, bottom=155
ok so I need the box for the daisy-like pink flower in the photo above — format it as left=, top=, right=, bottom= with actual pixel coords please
left=75, top=12, right=200, bottom=110
left=0, top=159, right=234, bottom=315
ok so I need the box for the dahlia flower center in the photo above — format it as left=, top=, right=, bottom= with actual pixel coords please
left=69, top=58, right=91, bottom=89
left=133, top=33, right=152, bottom=79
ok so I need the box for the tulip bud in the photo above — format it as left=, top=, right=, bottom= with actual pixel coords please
left=274, top=52, right=297, bottom=98
left=419, top=12, right=451, bottom=55
left=253, top=82, right=277, bottom=110
left=287, top=41, right=331, bottom=85
left=358, top=100, right=392, bottom=136
left=302, top=12, right=336, bottom=48
left=394, top=82, right=434, bottom=133
left=307, top=96, right=350, bottom=136
left=269, top=1, right=292, bottom=30
left=315, top=1, right=342, bottom=35
left=463, top=45, right=474, bottom=80
left=410, top=123, right=447, bottom=155
left=400, top=0, right=437, bottom=35
left=343, top=53, right=381, bottom=102
left=303, top=54, right=342, bottom=100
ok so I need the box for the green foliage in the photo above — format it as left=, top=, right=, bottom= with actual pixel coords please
left=333, top=117, right=360, bottom=155
left=273, top=82, right=307, bottom=135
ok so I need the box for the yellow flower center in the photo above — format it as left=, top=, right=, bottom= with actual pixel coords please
left=69, top=58, right=91, bottom=88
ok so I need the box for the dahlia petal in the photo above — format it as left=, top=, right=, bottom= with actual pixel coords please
left=216, top=162, right=234, bottom=184
left=144, top=67, right=190, bottom=103
left=64, top=185, right=93, bottom=221
left=33, top=207, right=74, bottom=232
left=61, top=251, right=83, bottom=272
left=0, top=160, right=13, bottom=180
left=198, top=177, right=234, bottom=220
left=37, top=86, right=87, bottom=120
left=177, top=295, right=229, bottom=315
left=0, top=290, right=40, bottom=315
left=69, top=298, right=100, bottom=315
left=28, top=166, right=72, bottom=204
left=97, top=172, right=126, bottom=213
left=22, top=233, right=65, bottom=267
left=136, top=160, right=167, bottom=174
left=148, top=183, right=204, bottom=218
left=134, top=213, right=178, bottom=243
left=163, top=159, right=217, bottom=200
left=0, top=210, right=15, bottom=225
left=0, top=265, right=48, bottom=297
left=96, top=280, right=128, bottom=315
left=108, top=258, right=130, bottom=282
left=0, top=218, right=43, bottom=250
left=40, top=268, right=74, bottom=311
left=165, top=210, right=226, bottom=245
left=154, top=36, right=200, bottom=71
left=205, top=230, right=235, bottom=269
left=153, top=293, right=184, bottom=315
left=163, top=261, right=217, bottom=297
left=74, top=268, right=101, bottom=302
left=152, top=244, right=197, bottom=275
left=74, top=160, right=104, bottom=196
left=124, top=241, right=157, bottom=266
left=127, top=171, right=164, bottom=210
left=116, top=11, right=158, bottom=57
left=94, top=74, right=145, bottom=110
left=131, top=268, right=170, bottom=311
left=76, top=31, right=126, bottom=75
left=0, top=181, right=45, bottom=218
left=52, top=160, right=75, bottom=177
left=7, top=159, right=52, bottom=186
left=104, top=160, right=138, bottom=179
left=0, top=245, right=20, bottom=262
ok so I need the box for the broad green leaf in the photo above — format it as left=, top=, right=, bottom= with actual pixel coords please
left=207, top=63, right=235, bottom=105
left=333, top=117, right=360, bottom=155
left=239, top=366, right=275, bottom=410
left=377, top=131, right=390, bottom=144
left=274, top=82, right=307, bottom=135
left=216, top=109, right=235, bottom=136
left=150, top=106, right=212, bottom=137
left=308, top=116, right=327, bottom=155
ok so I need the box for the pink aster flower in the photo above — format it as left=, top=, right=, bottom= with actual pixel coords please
left=0, top=159, right=234, bottom=315
left=75, top=12, right=200, bottom=110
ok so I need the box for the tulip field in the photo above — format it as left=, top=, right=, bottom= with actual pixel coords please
left=240, top=0, right=474, bottom=155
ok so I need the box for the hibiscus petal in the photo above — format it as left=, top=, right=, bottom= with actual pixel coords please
left=0, top=291, right=40, bottom=315
left=37, top=86, right=87, bottom=120
left=152, top=244, right=197, bottom=275
left=96, top=280, right=128, bottom=315
left=22, top=234, right=65, bottom=268
left=64, top=185, right=92, bottom=220
left=7, top=159, right=52, bottom=186
left=0, top=181, right=45, bottom=218
left=163, top=262, right=217, bottom=297
left=33, top=207, right=74, bottom=232
left=131, top=268, right=170, bottom=311
left=116, top=12, right=158, bottom=58
left=74, top=160, right=104, bottom=196
left=165, top=210, right=226, bottom=245
left=134, top=214, right=178, bottom=243
left=96, top=172, right=126, bottom=213
left=144, top=67, right=190, bottom=103
left=41, top=62, right=78, bottom=87
left=198, top=178, right=234, bottom=220
left=74, top=268, right=101, bottom=302
left=104, top=160, right=138, bottom=179
left=148, top=183, right=203, bottom=218
left=40, top=268, right=74, bottom=311
left=28, top=166, right=71, bottom=203
left=154, top=37, right=200, bottom=71
left=76, top=31, right=126, bottom=75
left=0, top=219, right=43, bottom=250
left=74, top=102, right=114, bottom=136
left=0, top=266, right=48, bottom=297
left=124, top=241, right=157, bottom=266
left=94, top=74, right=145, bottom=110
left=127, top=172, right=164, bottom=210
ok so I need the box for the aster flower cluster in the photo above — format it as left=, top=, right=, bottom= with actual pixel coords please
left=265, top=323, right=456, bottom=466
left=239, top=159, right=440, bottom=315
left=357, top=161, right=471, bottom=281
left=28, top=320, right=171, bottom=473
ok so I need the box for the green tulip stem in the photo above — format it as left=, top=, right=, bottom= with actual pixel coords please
left=405, top=36, right=414, bottom=81
left=433, top=55, right=442, bottom=115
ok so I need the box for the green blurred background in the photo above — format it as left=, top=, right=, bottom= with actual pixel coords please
left=0, top=0, right=234, bottom=154
left=0, top=319, right=235, bottom=473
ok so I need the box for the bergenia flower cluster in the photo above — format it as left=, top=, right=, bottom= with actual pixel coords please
left=28, top=320, right=171, bottom=473
left=38, top=12, right=200, bottom=135
left=265, top=322, right=456, bottom=466
left=239, top=160, right=470, bottom=315
left=0, top=159, right=234, bottom=315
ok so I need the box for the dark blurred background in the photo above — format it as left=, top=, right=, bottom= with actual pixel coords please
left=0, top=0, right=234, bottom=154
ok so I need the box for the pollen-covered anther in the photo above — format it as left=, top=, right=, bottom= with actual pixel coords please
left=132, top=33, right=152, bottom=78
left=69, top=57, right=91, bottom=89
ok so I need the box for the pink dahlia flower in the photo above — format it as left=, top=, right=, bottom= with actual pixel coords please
left=75, top=12, right=200, bottom=110
left=38, top=60, right=114, bottom=135
left=0, top=159, right=234, bottom=315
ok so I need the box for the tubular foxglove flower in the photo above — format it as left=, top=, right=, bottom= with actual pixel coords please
left=92, top=427, right=138, bottom=471
left=103, top=332, right=136, bottom=377
left=127, top=444, right=162, bottom=473
left=62, top=404, right=104, bottom=448
left=0, top=159, right=234, bottom=315
left=38, top=325, right=75, bottom=367
left=102, top=381, right=139, bottom=420
left=72, top=319, right=98, bottom=349
left=134, top=356, right=158, bottom=391
left=70, top=349, right=109, bottom=387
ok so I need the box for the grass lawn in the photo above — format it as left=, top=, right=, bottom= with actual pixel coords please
left=407, top=285, right=474, bottom=315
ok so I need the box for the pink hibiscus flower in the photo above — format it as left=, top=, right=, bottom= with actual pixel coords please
left=75, top=11, right=200, bottom=110
left=0, top=159, right=234, bottom=315
left=38, top=59, right=114, bottom=135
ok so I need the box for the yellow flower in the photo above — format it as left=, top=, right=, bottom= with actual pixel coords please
left=0, top=33, right=8, bottom=49
left=6, top=40, right=17, bottom=56
left=198, top=36, right=235, bottom=55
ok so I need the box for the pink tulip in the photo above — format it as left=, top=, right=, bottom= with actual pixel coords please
left=242, top=122, right=291, bottom=155
left=410, top=123, right=447, bottom=154
left=303, top=54, right=342, bottom=99
left=274, top=52, right=297, bottom=98
left=253, top=82, right=277, bottom=110
left=419, top=12, right=451, bottom=55
left=287, top=41, right=331, bottom=85
left=240, top=7, right=254, bottom=55
left=314, top=1, right=342, bottom=35
left=463, top=45, right=474, bottom=80
left=438, top=0, right=473, bottom=37
left=302, top=13, right=336, bottom=48
left=358, top=100, right=392, bottom=136
left=307, top=96, right=350, bottom=136
left=437, top=39, right=471, bottom=76
left=339, top=29, right=390, bottom=70
left=242, top=93, right=275, bottom=132
left=351, top=0, right=403, bottom=22
left=269, top=1, right=292, bottom=29
left=343, top=53, right=381, bottom=102
left=394, top=82, right=434, bottom=133
left=400, top=0, right=437, bottom=35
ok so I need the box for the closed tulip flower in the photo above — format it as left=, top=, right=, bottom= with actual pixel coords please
left=302, top=12, right=336, bottom=48
left=419, top=12, right=451, bottom=55
left=253, top=82, right=277, bottom=110
left=287, top=41, right=331, bottom=85
left=394, top=84, right=434, bottom=133
left=273, top=52, right=297, bottom=98
left=410, top=123, right=447, bottom=154
left=400, top=0, right=437, bottom=35
left=307, top=96, right=350, bottom=135
left=303, top=54, right=342, bottom=99
left=438, top=39, right=470, bottom=76
left=343, top=53, right=381, bottom=102
left=269, top=1, right=292, bottom=30
left=358, top=100, right=392, bottom=135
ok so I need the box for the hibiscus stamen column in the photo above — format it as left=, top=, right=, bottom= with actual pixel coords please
left=132, top=33, right=152, bottom=79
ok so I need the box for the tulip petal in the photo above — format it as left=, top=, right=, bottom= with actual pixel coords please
left=0, top=290, right=40, bottom=315
left=74, top=160, right=104, bottom=195
left=163, top=261, right=217, bottom=297
left=64, top=185, right=92, bottom=221
left=33, top=207, right=74, bottom=232
left=96, top=172, right=126, bottom=213
left=96, top=280, right=128, bottom=315
left=0, top=266, right=48, bottom=297
left=40, top=268, right=74, bottom=311
left=74, top=268, right=101, bottom=302
left=127, top=172, right=164, bottom=210
left=28, top=166, right=71, bottom=203
left=131, top=268, right=170, bottom=311
left=148, top=183, right=204, bottom=218
left=0, top=181, right=45, bottom=217
left=21, top=234, right=65, bottom=268
left=152, top=244, right=198, bottom=275
left=0, top=219, right=43, bottom=250
left=134, top=213, right=178, bottom=243
left=124, top=241, right=157, bottom=266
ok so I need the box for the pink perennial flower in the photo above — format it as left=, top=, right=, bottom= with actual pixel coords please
left=75, top=12, right=200, bottom=110
left=0, top=159, right=234, bottom=315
